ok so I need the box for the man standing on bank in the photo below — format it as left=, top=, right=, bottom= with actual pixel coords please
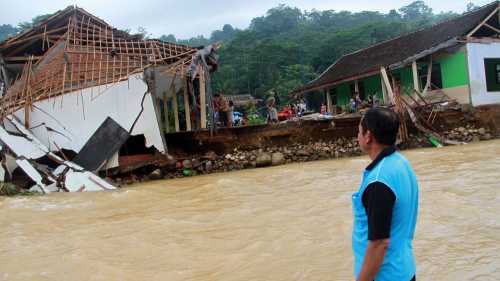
left=353, top=107, right=419, bottom=281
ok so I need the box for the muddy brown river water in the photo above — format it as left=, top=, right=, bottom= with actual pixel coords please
left=1, top=140, right=500, bottom=281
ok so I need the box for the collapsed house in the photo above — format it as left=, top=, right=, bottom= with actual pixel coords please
left=0, top=6, right=218, bottom=192
left=292, top=1, right=500, bottom=142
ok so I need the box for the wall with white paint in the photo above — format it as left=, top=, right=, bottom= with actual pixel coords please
left=13, top=73, right=166, bottom=169
left=467, top=42, right=500, bottom=106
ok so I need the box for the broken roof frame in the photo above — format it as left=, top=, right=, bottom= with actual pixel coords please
left=0, top=5, right=198, bottom=119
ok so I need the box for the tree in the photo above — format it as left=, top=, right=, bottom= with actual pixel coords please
left=387, top=9, right=401, bottom=21
left=0, top=24, right=19, bottom=41
left=17, top=13, right=54, bottom=30
left=160, top=34, right=177, bottom=43
left=398, top=1, right=433, bottom=21
left=211, top=24, right=236, bottom=43
left=250, top=4, right=304, bottom=36
left=467, top=2, right=479, bottom=12
left=274, top=64, right=316, bottom=106
left=136, top=26, right=150, bottom=39
left=156, top=2, right=472, bottom=103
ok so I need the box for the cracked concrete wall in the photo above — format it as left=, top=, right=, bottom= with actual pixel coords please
left=12, top=73, right=166, bottom=169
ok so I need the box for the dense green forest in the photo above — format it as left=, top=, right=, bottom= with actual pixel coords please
left=0, top=1, right=479, bottom=107
left=165, top=1, right=478, bottom=106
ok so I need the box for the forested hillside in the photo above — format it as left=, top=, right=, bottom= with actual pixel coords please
left=160, top=1, right=475, bottom=106
left=1, top=1, right=478, bottom=107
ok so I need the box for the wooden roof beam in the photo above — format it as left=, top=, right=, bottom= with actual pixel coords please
left=4, top=56, right=41, bottom=62
left=467, top=6, right=500, bottom=37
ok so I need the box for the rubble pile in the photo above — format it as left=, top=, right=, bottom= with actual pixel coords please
left=114, top=137, right=362, bottom=185
left=442, top=125, right=495, bottom=143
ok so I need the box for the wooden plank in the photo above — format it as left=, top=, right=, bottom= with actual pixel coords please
left=2, top=26, right=67, bottom=50
left=484, top=23, right=500, bottom=34
left=354, top=80, right=359, bottom=93
left=380, top=67, right=394, bottom=104
left=172, top=89, right=180, bottom=132
left=412, top=61, right=420, bottom=92
left=4, top=56, right=42, bottom=62
left=183, top=78, right=192, bottom=131
left=199, top=66, right=207, bottom=129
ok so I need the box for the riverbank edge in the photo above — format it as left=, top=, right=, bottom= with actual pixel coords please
left=1, top=123, right=498, bottom=196
left=112, top=124, right=499, bottom=188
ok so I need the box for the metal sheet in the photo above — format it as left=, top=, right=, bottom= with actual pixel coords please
left=72, top=117, right=129, bottom=171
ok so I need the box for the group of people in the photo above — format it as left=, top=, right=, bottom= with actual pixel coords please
left=270, top=99, right=308, bottom=123
left=349, top=92, right=380, bottom=113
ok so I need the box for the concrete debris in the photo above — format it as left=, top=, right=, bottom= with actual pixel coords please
left=0, top=115, right=116, bottom=193
left=64, top=170, right=115, bottom=192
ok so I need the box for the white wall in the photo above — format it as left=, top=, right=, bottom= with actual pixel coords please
left=467, top=42, right=500, bottom=106
left=13, top=73, right=166, bottom=169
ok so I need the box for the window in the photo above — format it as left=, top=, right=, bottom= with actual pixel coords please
left=496, top=64, right=500, bottom=84
left=484, top=58, right=500, bottom=92
left=419, top=63, right=443, bottom=90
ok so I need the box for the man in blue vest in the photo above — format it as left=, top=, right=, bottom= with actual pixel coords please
left=353, top=107, right=419, bottom=281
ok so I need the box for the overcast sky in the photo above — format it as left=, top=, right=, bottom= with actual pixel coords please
left=0, top=0, right=493, bottom=39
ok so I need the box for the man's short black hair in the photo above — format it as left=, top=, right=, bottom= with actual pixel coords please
left=361, top=107, right=400, bottom=146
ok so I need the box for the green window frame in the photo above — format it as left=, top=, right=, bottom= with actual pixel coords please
left=484, top=58, right=500, bottom=92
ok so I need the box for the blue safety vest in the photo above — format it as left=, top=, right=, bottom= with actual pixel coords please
left=352, top=151, right=419, bottom=281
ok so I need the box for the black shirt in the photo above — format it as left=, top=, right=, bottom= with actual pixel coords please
left=362, top=146, right=397, bottom=241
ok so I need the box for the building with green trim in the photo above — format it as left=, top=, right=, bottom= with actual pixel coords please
left=293, top=1, right=500, bottom=110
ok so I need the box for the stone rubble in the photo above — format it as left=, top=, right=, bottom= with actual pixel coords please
left=109, top=124, right=499, bottom=187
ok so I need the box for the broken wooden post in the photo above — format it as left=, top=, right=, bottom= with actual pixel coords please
left=412, top=61, right=420, bottom=92
left=422, top=57, right=433, bottom=95
left=199, top=66, right=207, bottom=129
left=326, top=89, right=333, bottom=114
left=380, top=67, right=395, bottom=104
left=183, top=78, right=192, bottom=131
left=172, top=90, right=180, bottom=132
left=0, top=55, right=10, bottom=90
left=354, top=80, right=359, bottom=93
left=162, top=93, right=170, bottom=133
left=381, top=75, right=388, bottom=104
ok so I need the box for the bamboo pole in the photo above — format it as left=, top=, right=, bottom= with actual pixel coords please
left=163, top=95, right=170, bottom=133
left=199, top=65, right=207, bottom=129
left=172, top=89, right=180, bottom=132
left=183, top=77, right=192, bottom=131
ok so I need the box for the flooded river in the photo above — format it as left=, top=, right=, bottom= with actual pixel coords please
left=1, top=140, right=500, bottom=280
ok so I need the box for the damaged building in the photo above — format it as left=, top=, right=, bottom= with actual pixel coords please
left=292, top=1, right=500, bottom=142
left=0, top=6, right=218, bottom=192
